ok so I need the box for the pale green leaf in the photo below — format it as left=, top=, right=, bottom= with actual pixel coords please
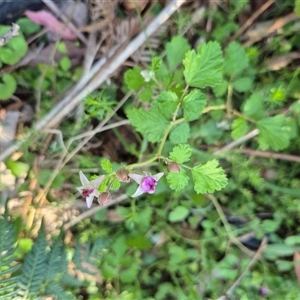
left=295, top=0, right=300, bottom=17
left=182, top=89, right=207, bottom=121
left=140, top=87, right=153, bottom=102
left=257, top=116, right=291, bottom=151
left=169, top=144, right=191, bottom=164
left=151, top=56, right=162, bottom=71
left=243, top=93, right=266, bottom=119
left=166, top=36, right=190, bottom=70
left=169, top=123, right=190, bottom=144
left=126, top=105, right=169, bottom=143
left=124, top=67, right=145, bottom=90
left=224, top=41, right=249, bottom=77
left=192, top=160, right=228, bottom=194
left=166, top=168, right=189, bottom=191
left=169, top=206, right=189, bottom=222
left=231, top=117, right=249, bottom=140
left=183, top=41, right=224, bottom=88
left=232, top=77, right=252, bottom=92
left=100, top=158, right=113, bottom=173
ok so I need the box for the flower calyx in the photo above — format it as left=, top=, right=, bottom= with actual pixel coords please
left=116, top=168, right=130, bottom=182
left=168, top=162, right=180, bottom=173
left=98, top=192, right=112, bottom=206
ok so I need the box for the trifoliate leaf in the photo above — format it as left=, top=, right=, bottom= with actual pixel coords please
left=166, top=35, right=190, bottom=70
left=169, top=123, right=190, bottom=144
left=168, top=206, right=189, bottom=223
left=126, top=105, right=169, bottom=143
left=156, top=90, right=178, bottom=119
left=100, top=158, right=113, bottom=173
left=124, top=67, right=145, bottom=90
left=224, top=41, right=249, bottom=77
left=257, top=116, right=291, bottom=151
left=232, top=77, right=252, bottom=92
left=192, top=159, right=228, bottom=194
left=243, top=93, right=266, bottom=120
left=231, top=117, right=249, bottom=140
left=166, top=169, right=189, bottom=191
left=182, top=89, right=207, bottom=121
left=183, top=41, right=224, bottom=89
left=169, top=144, right=191, bottom=164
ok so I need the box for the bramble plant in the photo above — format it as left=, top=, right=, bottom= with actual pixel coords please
left=78, top=40, right=229, bottom=207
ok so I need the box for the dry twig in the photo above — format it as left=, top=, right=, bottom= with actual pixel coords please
left=0, top=23, right=20, bottom=47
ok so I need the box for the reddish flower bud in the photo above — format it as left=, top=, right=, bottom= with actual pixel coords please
left=98, top=192, right=112, bottom=206
left=116, top=168, right=130, bottom=182
left=168, top=162, right=180, bottom=172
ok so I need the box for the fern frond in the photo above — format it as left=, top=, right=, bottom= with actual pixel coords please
left=45, top=283, right=76, bottom=300
left=17, top=226, right=48, bottom=299
left=0, top=218, right=20, bottom=298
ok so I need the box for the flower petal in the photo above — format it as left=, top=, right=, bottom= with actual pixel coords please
left=79, top=170, right=89, bottom=185
left=128, top=173, right=144, bottom=184
left=152, top=172, right=164, bottom=181
left=91, top=175, right=105, bottom=187
left=77, top=186, right=83, bottom=193
left=86, top=195, right=94, bottom=208
left=131, top=186, right=145, bottom=198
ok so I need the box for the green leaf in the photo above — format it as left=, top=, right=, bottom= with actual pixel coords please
left=232, top=77, right=252, bottom=92
left=126, top=104, right=169, bottom=143
left=166, top=169, right=189, bottom=191
left=139, top=87, right=153, bottom=102
left=231, top=117, right=249, bottom=140
left=166, top=36, right=190, bottom=70
left=59, top=56, right=71, bottom=72
left=169, top=144, right=191, bottom=164
left=183, top=41, right=224, bottom=88
left=169, top=206, right=189, bottom=222
left=224, top=41, right=249, bottom=77
left=100, top=158, right=113, bottom=173
left=257, top=116, right=291, bottom=151
left=17, top=17, right=41, bottom=35
left=124, top=67, right=145, bottom=90
left=169, top=123, right=190, bottom=144
left=243, top=93, right=265, bottom=119
left=156, top=90, right=178, bottom=119
left=5, top=159, right=29, bottom=176
left=0, top=74, right=17, bottom=100
left=182, top=89, right=207, bottom=121
left=37, top=169, right=64, bottom=188
left=295, top=0, right=300, bottom=17
left=126, top=235, right=152, bottom=250
left=192, top=159, right=228, bottom=194
left=151, top=56, right=162, bottom=71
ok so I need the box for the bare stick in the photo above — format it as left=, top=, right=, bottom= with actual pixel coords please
left=217, top=237, right=268, bottom=300
left=0, top=0, right=186, bottom=162
left=230, top=0, right=274, bottom=41
left=0, top=23, right=20, bottom=47
left=64, top=194, right=128, bottom=230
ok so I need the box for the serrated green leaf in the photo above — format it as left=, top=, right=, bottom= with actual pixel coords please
left=257, top=116, right=291, bottom=151
left=243, top=93, right=265, bottom=119
left=166, top=169, right=189, bottom=191
left=140, top=87, right=153, bottom=102
left=169, top=123, right=190, bottom=144
left=213, top=80, right=229, bottom=97
left=124, top=67, right=145, bottom=90
left=232, top=77, right=252, bottom=92
left=110, top=178, right=121, bottom=190
left=169, top=144, right=191, bottom=164
left=156, top=90, right=178, bottom=119
left=168, top=206, right=189, bottom=222
left=224, top=41, right=249, bottom=77
left=192, top=159, right=228, bottom=194
left=126, top=104, right=169, bottom=143
left=166, top=36, right=190, bottom=70
left=183, top=41, right=224, bottom=88
left=151, top=56, right=162, bottom=71
left=231, top=117, right=249, bottom=140
left=100, top=158, right=113, bottom=173
left=182, top=89, right=207, bottom=121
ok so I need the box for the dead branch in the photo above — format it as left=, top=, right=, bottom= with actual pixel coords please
left=0, top=23, right=20, bottom=47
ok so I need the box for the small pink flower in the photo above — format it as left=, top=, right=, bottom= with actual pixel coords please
left=77, top=171, right=105, bottom=208
left=128, top=172, right=164, bottom=197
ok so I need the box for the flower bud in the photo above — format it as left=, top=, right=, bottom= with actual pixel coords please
left=116, top=168, right=130, bottom=182
left=168, top=162, right=180, bottom=173
left=98, top=192, right=111, bottom=206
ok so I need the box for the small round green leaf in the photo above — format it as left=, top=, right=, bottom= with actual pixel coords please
left=168, top=206, right=189, bottom=223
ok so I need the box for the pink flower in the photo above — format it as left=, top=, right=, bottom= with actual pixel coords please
left=77, top=171, right=105, bottom=208
left=128, top=172, right=164, bottom=197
